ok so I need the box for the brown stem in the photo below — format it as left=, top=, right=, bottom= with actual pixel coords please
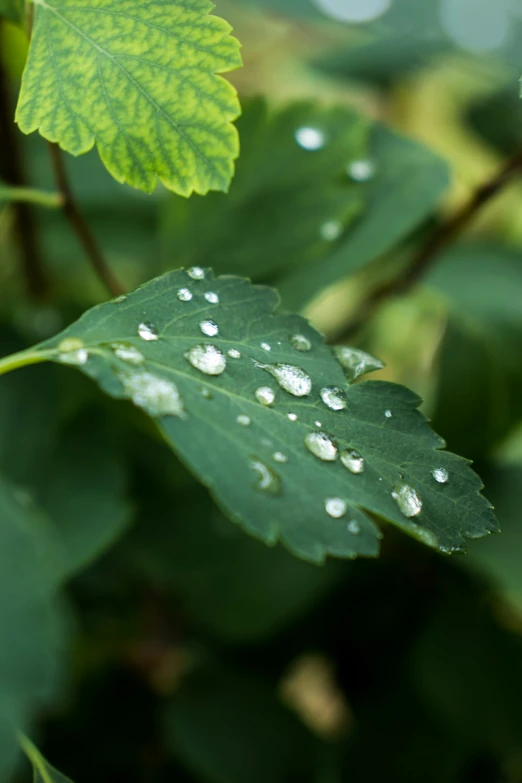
left=0, top=50, right=49, bottom=299
left=337, top=147, right=522, bottom=342
left=47, top=142, right=125, bottom=297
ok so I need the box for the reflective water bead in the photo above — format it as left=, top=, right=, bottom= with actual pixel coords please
left=384, top=410, right=392, bottom=418
left=236, top=414, right=251, bottom=426
left=347, top=519, right=361, bottom=535
left=347, top=159, right=375, bottom=182
left=138, top=322, right=159, bottom=342
left=432, top=467, right=449, bottom=484
left=315, top=421, right=322, bottom=428
left=200, top=319, right=219, bottom=337
left=200, top=387, right=212, bottom=399
left=187, top=266, right=205, bottom=280
left=334, top=346, right=384, bottom=382
left=340, top=448, right=365, bottom=474
left=204, top=291, right=219, bottom=304
left=290, top=334, right=312, bottom=352
left=320, top=220, right=342, bottom=242
left=261, top=342, right=272, bottom=352
left=228, top=348, right=241, bottom=359
left=58, top=337, right=88, bottom=366
left=325, top=497, right=347, bottom=518
left=255, top=386, right=275, bottom=406
left=119, top=371, right=184, bottom=418
left=295, top=126, right=325, bottom=151
left=305, top=432, right=338, bottom=461
left=256, top=362, right=312, bottom=397
left=320, top=386, right=347, bottom=411
left=287, top=413, right=298, bottom=422
left=186, top=344, right=226, bottom=376
left=392, top=482, right=422, bottom=518
left=273, top=451, right=288, bottom=463
left=111, top=343, right=144, bottom=365
left=177, top=287, right=193, bottom=302
left=250, top=459, right=281, bottom=495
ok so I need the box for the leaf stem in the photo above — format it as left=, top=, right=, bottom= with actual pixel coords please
left=0, top=183, right=63, bottom=208
left=47, top=142, right=125, bottom=298
left=0, top=42, right=49, bottom=299
left=0, top=347, right=52, bottom=377
left=337, top=146, right=522, bottom=340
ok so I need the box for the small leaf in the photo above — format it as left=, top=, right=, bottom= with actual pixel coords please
left=16, top=0, right=242, bottom=195
left=31, top=268, right=496, bottom=563
left=19, top=734, right=75, bottom=783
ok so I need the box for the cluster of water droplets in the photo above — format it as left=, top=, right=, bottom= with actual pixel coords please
left=111, top=343, right=144, bottom=365
left=119, top=371, right=185, bottom=419
left=58, top=338, right=88, bottom=366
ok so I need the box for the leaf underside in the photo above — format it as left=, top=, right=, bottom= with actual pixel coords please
left=36, top=269, right=497, bottom=563
left=16, top=0, right=242, bottom=195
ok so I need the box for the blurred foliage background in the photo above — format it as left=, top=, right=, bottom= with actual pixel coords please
left=3, top=0, right=522, bottom=780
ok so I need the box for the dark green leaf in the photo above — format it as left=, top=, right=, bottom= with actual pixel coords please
left=25, top=268, right=496, bottom=562
left=0, top=0, right=24, bottom=24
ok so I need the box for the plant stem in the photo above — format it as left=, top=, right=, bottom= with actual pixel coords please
left=47, top=142, right=125, bottom=297
left=0, top=183, right=63, bottom=208
left=337, top=146, right=522, bottom=341
left=0, top=347, right=52, bottom=377
left=0, top=47, right=49, bottom=299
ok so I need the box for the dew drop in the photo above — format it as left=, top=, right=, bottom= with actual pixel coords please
left=320, top=386, right=347, bottom=411
left=320, top=220, right=342, bottom=242
left=111, top=342, right=144, bottom=365
left=58, top=337, right=88, bottom=366
left=325, top=497, right=347, bottom=518
left=204, top=291, right=219, bottom=304
left=112, top=294, right=127, bottom=303
left=177, top=287, right=193, bottom=302
left=392, top=482, right=422, bottom=518
left=341, top=448, right=365, bottom=474
left=138, top=322, right=159, bottom=342
left=261, top=342, right=272, bottom=352
left=186, top=344, right=226, bottom=376
left=305, top=432, right=338, bottom=461
left=255, top=386, right=275, bottom=406
left=201, top=387, right=212, bottom=399
left=287, top=413, right=298, bottom=421
left=432, top=467, right=449, bottom=484
left=200, top=319, right=219, bottom=337
left=347, top=519, right=361, bottom=535
left=228, top=348, right=241, bottom=359
left=256, top=362, right=312, bottom=397
left=295, top=126, right=325, bottom=151
left=237, top=414, right=251, bottom=426
left=315, top=421, right=322, bottom=428
left=334, top=346, right=384, bottom=382
left=119, top=371, right=185, bottom=418
left=273, top=451, right=288, bottom=463
left=347, top=159, right=376, bottom=182
left=187, top=266, right=205, bottom=280
left=250, top=459, right=281, bottom=495
left=384, top=410, right=392, bottom=418
left=290, top=334, right=312, bottom=352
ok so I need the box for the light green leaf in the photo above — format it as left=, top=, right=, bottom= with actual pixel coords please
left=0, top=474, right=63, bottom=779
left=23, top=268, right=495, bottom=563
left=161, top=98, right=370, bottom=279
left=279, top=125, right=451, bottom=310
left=0, top=0, right=24, bottom=24
left=19, top=734, right=74, bottom=783
left=16, top=0, right=242, bottom=196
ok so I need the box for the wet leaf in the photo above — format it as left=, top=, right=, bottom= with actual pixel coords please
left=26, top=268, right=496, bottom=563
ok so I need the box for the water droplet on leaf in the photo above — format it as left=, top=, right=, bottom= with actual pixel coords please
left=392, top=482, right=422, bottom=518
left=432, top=467, right=449, bottom=484
left=177, top=287, right=192, bottom=302
left=384, top=410, right=392, bottom=418
left=340, top=448, right=365, bottom=474
left=273, top=451, right=288, bottom=463
left=325, top=497, right=347, bottom=518
left=305, top=432, right=338, bottom=461
left=204, top=291, right=219, bottom=304
left=111, top=343, right=144, bottom=365
left=320, top=220, right=342, bottom=241
left=255, top=386, right=275, bottom=406
left=187, top=266, right=205, bottom=280
left=334, top=346, right=384, bottom=382
left=287, top=413, right=298, bottom=421
left=200, top=319, right=219, bottom=337
left=320, top=386, right=347, bottom=411
left=186, top=344, right=226, bottom=376
left=250, top=459, right=281, bottom=495
left=295, top=126, right=325, bottom=151
left=228, top=348, right=241, bottom=359
left=261, top=342, right=272, bottom=352
left=138, top=322, right=158, bottom=342
left=347, top=519, right=361, bottom=535
left=58, top=338, right=88, bottom=365
left=290, top=334, right=312, bottom=352
left=237, top=414, right=251, bottom=426
left=256, top=362, right=312, bottom=397
left=119, top=371, right=184, bottom=418
left=347, top=159, right=375, bottom=182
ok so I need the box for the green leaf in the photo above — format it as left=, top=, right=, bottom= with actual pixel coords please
left=164, top=666, right=316, bottom=783
left=16, top=0, right=242, bottom=196
left=0, top=474, right=63, bottom=779
left=19, top=734, right=74, bottom=783
left=0, top=0, right=24, bottom=24
left=279, top=124, right=450, bottom=310
left=26, top=268, right=496, bottom=563
left=161, top=98, right=370, bottom=280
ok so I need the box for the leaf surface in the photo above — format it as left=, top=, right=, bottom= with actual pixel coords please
left=20, top=735, right=75, bottom=783
left=16, top=0, right=242, bottom=195
left=31, top=268, right=496, bottom=562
